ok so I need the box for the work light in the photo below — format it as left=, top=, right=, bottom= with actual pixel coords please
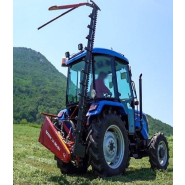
left=78, top=43, right=83, bottom=51
left=65, top=52, right=70, bottom=58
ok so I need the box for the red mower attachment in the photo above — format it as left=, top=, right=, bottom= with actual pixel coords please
left=38, top=117, right=71, bottom=163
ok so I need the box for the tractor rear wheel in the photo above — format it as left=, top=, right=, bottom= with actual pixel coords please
left=88, top=114, right=130, bottom=177
left=148, top=132, right=169, bottom=170
left=54, top=156, right=88, bottom=174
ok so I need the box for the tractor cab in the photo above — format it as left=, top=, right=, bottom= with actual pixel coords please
left=65, top=48, right=134, bottom=106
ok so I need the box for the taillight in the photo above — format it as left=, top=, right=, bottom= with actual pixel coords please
left=62, top=57, right=68, bottom=67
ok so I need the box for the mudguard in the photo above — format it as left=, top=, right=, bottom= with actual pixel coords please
left=86, top=100, right=127, bottom=116
left=38, top=117, right=71, bottom=163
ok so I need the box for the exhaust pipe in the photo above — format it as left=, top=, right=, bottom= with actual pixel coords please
left=136, top=74, right=143, bottom=132
left=139, top=74, right=143, bottom=123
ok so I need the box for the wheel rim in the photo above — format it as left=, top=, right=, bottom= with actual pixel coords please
left=157, top=141, right=167, bottom=166
left=103, top=125, right=124, bottom=169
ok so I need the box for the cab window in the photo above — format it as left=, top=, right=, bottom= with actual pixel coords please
left=115, top=60, right=132, bottom=100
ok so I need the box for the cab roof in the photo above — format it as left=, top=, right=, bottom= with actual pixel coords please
left=66, top=48, right=129, bottom=65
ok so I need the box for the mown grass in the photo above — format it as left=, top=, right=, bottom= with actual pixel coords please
left=13, top=124, right=173, bottom=185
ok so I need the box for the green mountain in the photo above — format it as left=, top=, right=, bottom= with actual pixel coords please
left=13, top=47, right=173, bottom=136
left=13, top=47, right=66, bottom=124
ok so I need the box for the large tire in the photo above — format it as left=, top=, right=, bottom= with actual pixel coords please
left=149, top=132, right=169, bottom=170
left=54, top=156, right=88, bottom=174
left=88, top=114, right=130, bottom=177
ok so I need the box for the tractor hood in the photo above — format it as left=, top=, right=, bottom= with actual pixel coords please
left=66, top=48, right=129, bottom=65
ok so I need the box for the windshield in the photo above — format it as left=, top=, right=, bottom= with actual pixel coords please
left=67, top=59, right=85, bottom=104
left=89, top=55, right=115, bottom=98
left=66, top=54, right=132, bottom=104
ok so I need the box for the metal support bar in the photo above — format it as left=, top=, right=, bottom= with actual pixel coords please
left=38, top=7, right=77, bottom=30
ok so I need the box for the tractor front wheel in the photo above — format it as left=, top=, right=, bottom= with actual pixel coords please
left=88, top=114, right=130, bottom=177
left=148, top=132, right=169, bottom=170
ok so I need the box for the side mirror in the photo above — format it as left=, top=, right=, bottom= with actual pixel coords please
left=130, top=100, right=139, bottom=108
left=134, top=101, right=139, bottom=105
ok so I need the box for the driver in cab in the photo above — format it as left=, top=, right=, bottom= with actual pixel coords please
left=91, top=71, right=112, bottom=98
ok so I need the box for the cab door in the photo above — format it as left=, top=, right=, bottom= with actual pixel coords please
left=115, top=59, right=135, bottom=134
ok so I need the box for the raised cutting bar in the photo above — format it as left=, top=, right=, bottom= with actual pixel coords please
left=49, top=3, right=91, bottom=11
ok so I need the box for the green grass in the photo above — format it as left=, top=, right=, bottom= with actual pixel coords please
left=13, top=124, right=173, bottom=185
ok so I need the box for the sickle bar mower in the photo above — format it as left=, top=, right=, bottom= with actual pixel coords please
left=38, top=0, right=100, bottom=167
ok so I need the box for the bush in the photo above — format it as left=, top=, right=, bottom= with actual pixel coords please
left=20, top=119, right=28, bottom=124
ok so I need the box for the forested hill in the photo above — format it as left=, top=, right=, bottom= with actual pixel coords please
left=13, top=47, right=173, bottom=136
left=146, top=114, right=173, bottom=136
left=13, top=47, right=66, bottom=124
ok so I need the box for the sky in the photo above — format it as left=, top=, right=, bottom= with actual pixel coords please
left=13, top=0, right=173, bottom=126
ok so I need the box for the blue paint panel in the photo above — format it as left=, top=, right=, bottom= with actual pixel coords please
left=67, top=48, right=129, bottom=65
left=57, top=105, right=149, bottom=139
left=57, top=109, right=75, bottom=136
left=57, top=109, right=69, bottom=121
left=65, top=122, right=71, bottom=129
left=134, top=110, right=149, bottom=139
left=126, top=102, right=135, bottom=134
left=86, top=100, right=127, bottom=116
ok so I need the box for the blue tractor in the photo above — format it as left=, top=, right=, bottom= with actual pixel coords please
left=38, top=1, right=169, bottom=177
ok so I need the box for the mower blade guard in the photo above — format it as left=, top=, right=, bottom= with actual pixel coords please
left=38, top=117, right=71, bottom=163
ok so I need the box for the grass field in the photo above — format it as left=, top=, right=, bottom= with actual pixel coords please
left=13, top=124, right=173, bottom=185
